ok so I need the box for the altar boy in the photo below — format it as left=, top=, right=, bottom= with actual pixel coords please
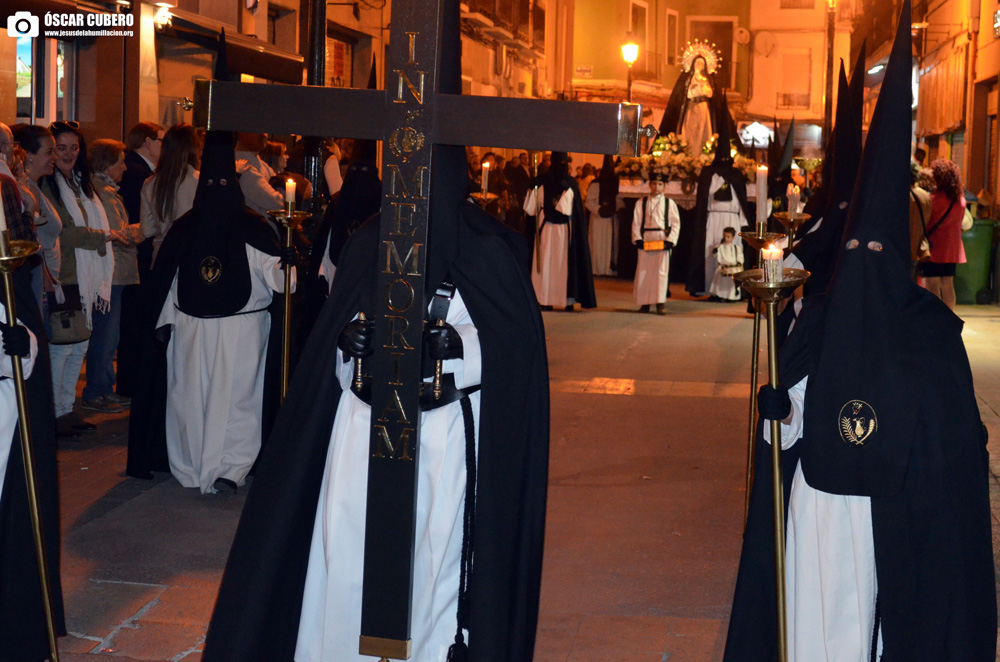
left=632, top=171, right=680, bottom=314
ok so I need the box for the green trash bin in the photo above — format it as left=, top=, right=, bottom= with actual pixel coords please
left=954, top=219, right=997, bottom=304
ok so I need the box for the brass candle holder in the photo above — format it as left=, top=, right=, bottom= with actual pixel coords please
left=469, top=191, right=498, bottom=208
left=737, top=228, right=787, bottom=527
left=268, top=203, right=310, bottom=403
left=732, top=266, right=810, bottom=662
left=773, top=211, right=812, bottom=242
left=0, top=236, right=58, bottom=662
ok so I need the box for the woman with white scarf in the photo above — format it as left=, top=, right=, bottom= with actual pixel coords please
left=40, top=122, right=119, bottom=437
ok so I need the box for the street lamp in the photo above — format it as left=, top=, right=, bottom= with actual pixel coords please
left=822, top=0, right=836, bottom=148
left=622, top=35, right=639, bottom=103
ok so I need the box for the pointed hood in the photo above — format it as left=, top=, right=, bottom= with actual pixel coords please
left=192, top=30, right=244, bottom=218
left=849, top=39, right=867, bottom=124
left=770, top=118, right=796, bottom=192
left=790, top=62, right=860, bottom=294
left=801, top=0, right=938, bottom=498
left=597, top=154, right=619, bottom=209
left=712, top=91, right=735, bottom=166
left=767, top=117, right=782, bottom=172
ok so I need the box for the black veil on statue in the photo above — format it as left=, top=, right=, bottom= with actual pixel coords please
left=685, top=91, right=752, bottom=295
left=126, top=31, right=282, bottom=479
left=203, top=0, right=551, bottom=659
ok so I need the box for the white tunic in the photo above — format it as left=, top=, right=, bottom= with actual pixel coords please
left=584, top=182, right=615, bottom=276
left=158, top=245, right=292, bottom=494
left=709, top=240, right=743, bottom=301
left=0, top=311, right=37, bottom=506
left=295, top=289, right=482, bottom=662
left=765, top=377, right=881, bottom=662
left=632, top=194, right=680, bottom=306
left=701, top=174, right=748, bottom=294
left=526, top=186, right=575, bottom=307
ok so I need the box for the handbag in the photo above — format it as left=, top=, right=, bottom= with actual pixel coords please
left=48, top=285, right=91, bottom=345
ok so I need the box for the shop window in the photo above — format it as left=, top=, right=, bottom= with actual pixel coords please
left=15, top=37, right=76, bottom=124
left=15, top=37, right=32, bottom=120
left=326, top=37, right=353, bottom=87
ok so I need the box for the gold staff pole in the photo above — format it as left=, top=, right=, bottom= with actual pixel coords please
left=269, top=201, right=309, bottom=404
left=738, top=226, right=785, bottom=526
left=734, top=264, right=810, bottom=662
left=0, top=234, right=59, bottom=662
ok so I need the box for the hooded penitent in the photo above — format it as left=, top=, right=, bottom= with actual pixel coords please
left=202, top=0, right=550, bottom=659
left=685, top=91, right=752, bottom=295
left=538, top=151, right=597, bottom=308
left=126, top=31, right=281, bottom=479
left=726, top=5, right=995, bottom=659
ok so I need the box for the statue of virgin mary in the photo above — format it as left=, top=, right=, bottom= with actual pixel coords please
left=658, top=41, right=723, bottom=156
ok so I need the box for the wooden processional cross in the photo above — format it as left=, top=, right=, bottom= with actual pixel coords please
left=194, top=1, right=653, bottom=658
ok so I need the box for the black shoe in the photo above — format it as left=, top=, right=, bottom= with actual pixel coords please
left=564, top=305, right=575, bottom=312
left=55, top=417, right=81, bottom=438
left=638, top=304, right=650, bottom=313
left=656, top=303, right=667, bottom=315
left=540, top=305, right=553, bottom=311
left=213, top=478, right=238, bottom=495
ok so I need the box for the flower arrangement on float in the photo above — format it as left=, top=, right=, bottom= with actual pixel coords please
left=616, top=132, right=759, bottom=187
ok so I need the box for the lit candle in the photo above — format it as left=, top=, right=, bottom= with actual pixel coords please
left=761, top=244, right=782, bottom=283
left=756, top=165, right=768, bottom=234
left=285, top=178, right=295, bottom=204
left=481, top=161, right=490, bottom=197
left=0, top=193, right=6, bottom=234
left=787, top=183, right=800, bottom=215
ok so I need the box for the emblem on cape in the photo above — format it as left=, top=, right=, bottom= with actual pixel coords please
left=839, top=400, right=877, bottom=446
left=200, top=256, right=222, bottom=285
left=389, top=126, right=425, bottom=162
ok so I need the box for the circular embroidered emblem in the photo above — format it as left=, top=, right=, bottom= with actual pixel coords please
left=838, top=400, right=877, bottom=446
left=200, top=256, right=222, bottom=285
left=389, top=126, right=425, bottom=162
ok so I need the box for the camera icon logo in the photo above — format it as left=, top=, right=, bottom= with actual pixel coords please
left=7, top=12, right=40, bottom=38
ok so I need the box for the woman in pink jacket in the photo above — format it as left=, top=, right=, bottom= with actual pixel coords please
left=921, top=158, right=966, bottom=309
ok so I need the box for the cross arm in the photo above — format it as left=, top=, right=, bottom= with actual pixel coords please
left=435, top=95, right=651, bottom=156
left=192, top=79, right=385, bottom=139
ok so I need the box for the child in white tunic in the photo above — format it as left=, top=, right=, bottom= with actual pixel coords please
left=709, top=227, right=743, bottom=301
left=632, top=174, right=680, bottom=313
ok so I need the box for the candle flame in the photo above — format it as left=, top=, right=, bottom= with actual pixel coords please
left=482, top=162, right=490, bottom=169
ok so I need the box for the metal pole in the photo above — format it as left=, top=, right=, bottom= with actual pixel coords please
left=822, top=3, right=836, bottom=147
left=627, top=65, right=633, bottom=104
left=765, top=297, right=788, bottom=662
left=280, top=204, right=294, bottom=403
left=744, top=307, right=761, bottom=527
left=0, top=236, right=59, bottom=662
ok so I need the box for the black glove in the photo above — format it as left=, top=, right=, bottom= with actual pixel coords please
left=634, top=239, right=643, bottom=248
left=279, top=245, right=298, bottom=267
left=424, top=322, right=463, bottom=361
left=664, top=241, right=675, bottom=250
left=758, top=385, right=791, bottom=421
left=338, top=317, right=374, bottom=360
left=0, top=323, right=29, bottom=358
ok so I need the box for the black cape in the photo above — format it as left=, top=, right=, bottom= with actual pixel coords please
left=203, top=202, right=550, bottom=661
left=125, top=208, right=282, bottom=478
left=0, top=266, right=66, bottom=661
left=538, top=171, right=597, bottom=309
left=724, top=297, right=996, bottom=661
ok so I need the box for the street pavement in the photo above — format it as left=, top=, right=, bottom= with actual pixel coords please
left=49, top=277, right=1000, bottom=661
